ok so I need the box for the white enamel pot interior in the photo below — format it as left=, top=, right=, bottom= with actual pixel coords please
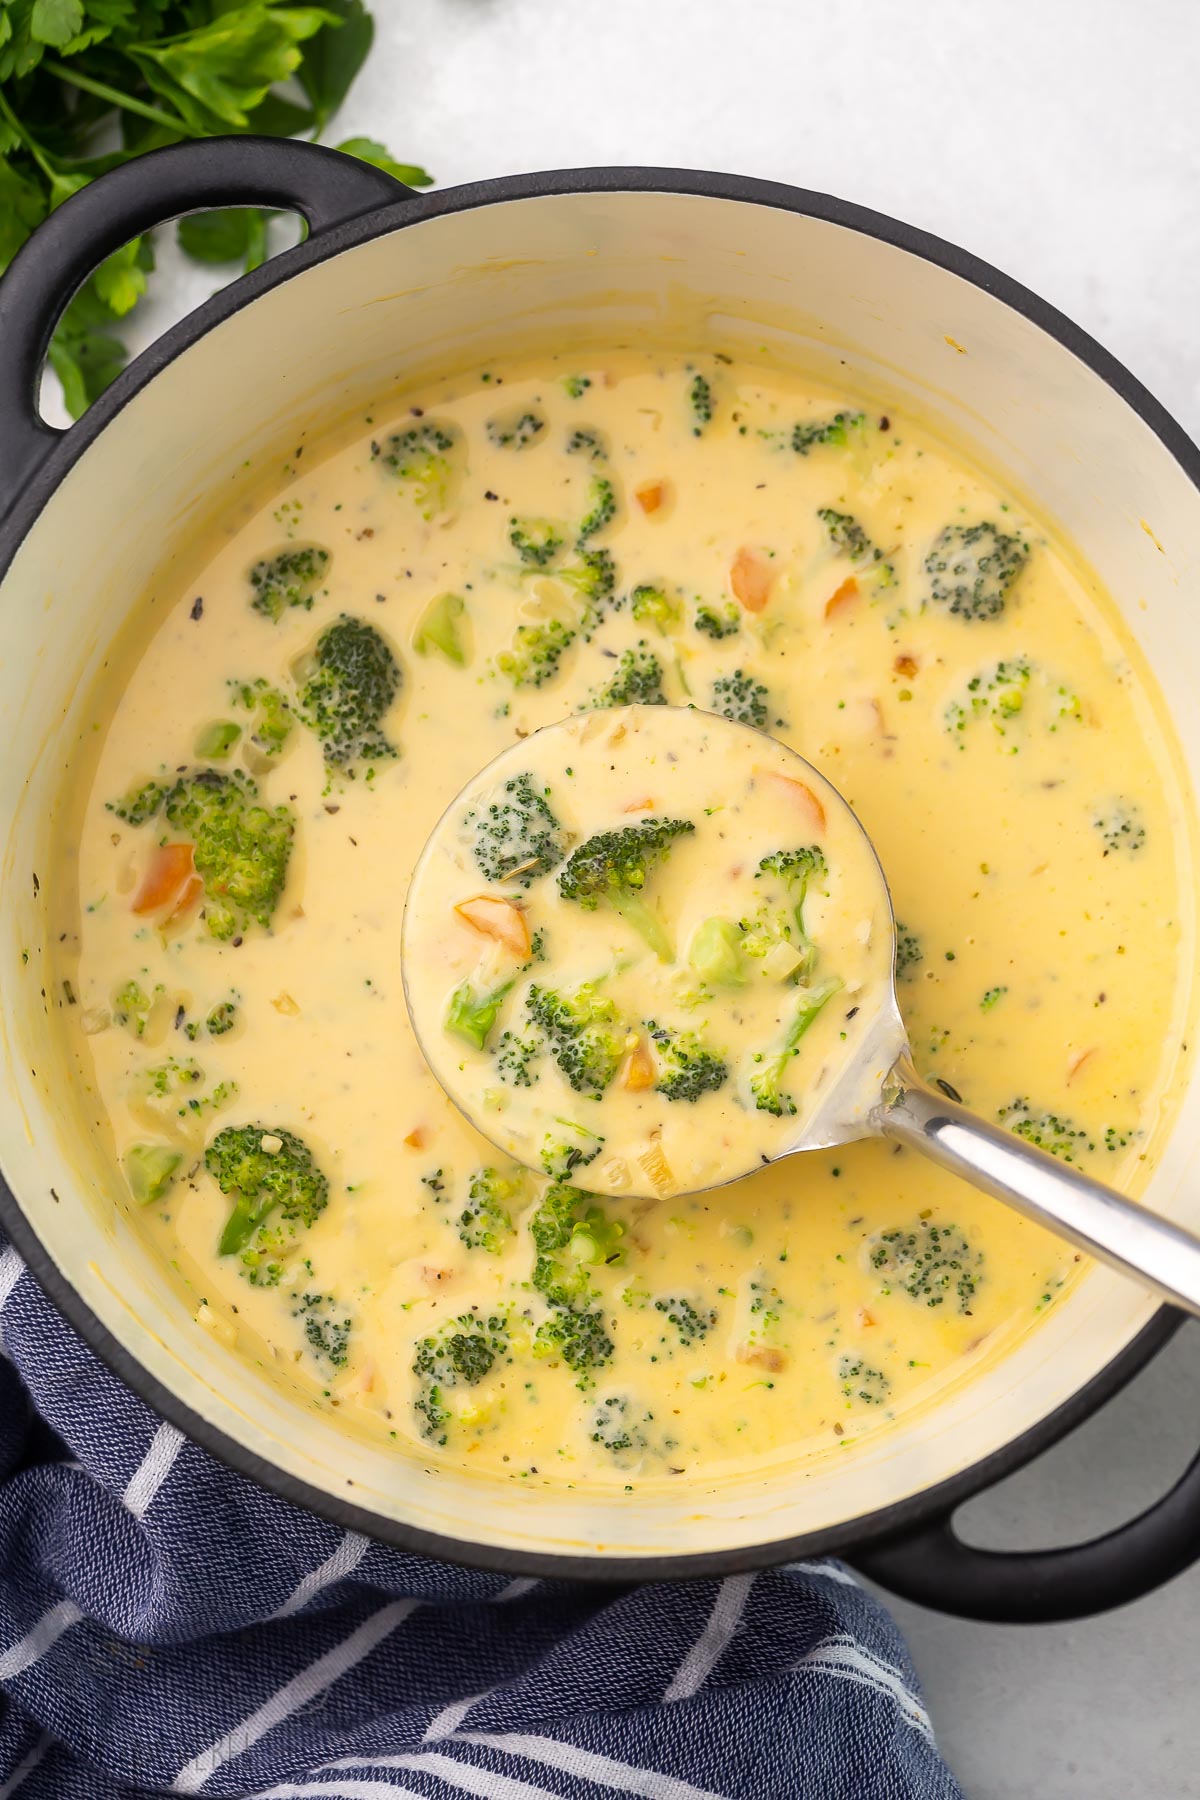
left=1, top=144, right=1199, bottom=1588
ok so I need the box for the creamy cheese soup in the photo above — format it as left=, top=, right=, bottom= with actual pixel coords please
left=404, top=706, right=894, bottom=1196
left=53, top=350, right=1193, bottom=1491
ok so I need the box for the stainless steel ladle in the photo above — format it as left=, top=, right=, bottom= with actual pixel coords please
left=405, top=709, right=1200, bottom=1320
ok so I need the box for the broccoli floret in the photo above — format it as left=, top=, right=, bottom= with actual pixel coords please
left=458, top=1164, right=525, bottom=1253
left=585, top=643, right=667, bottom=709
left=509, top=517, right=565, bottom=566
left=629, top=584, right=682, bottom=636
left=558, top=818, right=695, bottom=962
left=413, top=592, right=469, bottom=667
left=997, top=1098, right=1095, bottom=1164
left=495, top=618, right=575, bottom=688
left=112, top=978, right=161, bottom=1036
left=444, top=975, right=515, bottom=1051
left=818, top=508, right=896, bottom=586
left=194, top=720, right=241, bottom=761
left=790, top=410, right=867, bottom=455
left=711, top=669, right=768, bottom=728
left=689, top=373, right=713, bottom=435
left=870, top=1221, right=983, bottom=1312
left=590, top=1393, right=648, bottom=1457
left=534, top=1308, right=614, bottom=1380
left=566, top=428, right=607, bottom=461
left=294, top=1292, right=351, bottom=1369
left=486, top=408, right=544, bottom=449
left=577, top=476, right=617, bottom=543
left=465, top=771, right=569, bottom=887
left=372, top=421, right=460, bottom=518
left=110, top=782, right=169, bottom=828
left=1094, top=803, right=1146, bottom=856
left=540, top=1120, right=605, bottom=1182
left=750, top=977, right=842, bottom=1116
left=207, top=1125, right=330, bottom=1286
left=562, top=374, right=591, bottom=399
left=645, top=1020, right=728, bottom=1102
left=496, top=1027, right=542, bottom=1086
left=527, top=983, right=626, bottom=1097
left=694, top=601, right=741, bottom=640
left=123, top=1143, right=183, bottom=1206
left=247, top=545, right=330, bottom=621
left=134, top=1055, right=236, bottom=1128
left=837, top=1354, right=890, bottom=1406
left=654, top=1295, right=716, bottom=1343
left=687, top=917, right=747, bottom=989
left=980, top=985, right=1007, bottom=1012
left=894, top=923, right=922, bottom=978
left=228, top=678, right=293, bottom=759
left=926, top=522, right=1029, bottom=620
left=558, top=547, right=618, bottom=633
left=529, top=1183, right=623, bottom=1309
left=296, top=614, right=401, bottom=775
left=748, top=846, right=829, bottom=978
left=412, top=1311, right=510, bottom=1444
left=111, top=769, right=294, bottom=940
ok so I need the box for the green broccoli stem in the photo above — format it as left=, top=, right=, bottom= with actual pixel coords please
left=612, top=892, right=674, bottom=963
left=785, top=976, right=842, bottom=1049
left=219, top=1191, right=271, bottom=1256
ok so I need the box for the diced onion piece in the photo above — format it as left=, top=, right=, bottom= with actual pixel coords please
left=762, top=941, right=803, bottom=982
left=195, top=1302, right=236, bottom=1346
left=271, top=991, right=301, bottom=1016
left=756, top=769, right=827, bottom=832
left=824, top=576, right=859, bottom=618
left=638, top=1141, right=674, bottom=1193
left=730, top=546, right=774, bottom=612
left=454, top=894, right=531, bottom=958
left=736, top=1343, right=786, bottom=1372
left=622, top=1036, right=657, bottom=1091
left=595, top=1157, right=632, bottom=1191
left=81, top=1006, right=110, bottom=1037
left=132, top=843, right=201, bottom=920
left=259, top=1133, right=283, bottom=1154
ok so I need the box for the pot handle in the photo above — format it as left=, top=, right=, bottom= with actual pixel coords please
left=853, top=1427, right=1200, bottom=1622
left=0, top=137, right=407, bottom=517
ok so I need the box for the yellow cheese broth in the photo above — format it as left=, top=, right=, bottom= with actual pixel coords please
left=55, top=351, right=1192, bottom=1492
left=404, top=706, right=895, bottom=1195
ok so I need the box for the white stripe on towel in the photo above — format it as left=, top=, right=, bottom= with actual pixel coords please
left=451, top=1731, right=730, bottom=1800
left=174, top=1598, right=419, bottom=1793
left=664, top=1574, right=754, bottom=1701
left=272, top=1531, right=370, bottom=1620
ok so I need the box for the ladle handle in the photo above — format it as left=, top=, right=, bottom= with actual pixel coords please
left=874, top=1054, right=1200, bottom=1319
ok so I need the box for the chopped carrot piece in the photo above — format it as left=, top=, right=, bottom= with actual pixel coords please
left=404, top=1126, right=427, bottom=1149
left=132, top=843, right=201, bottom=919
left=622, top=795, right=655, bottom=812
left=756, top=768, right=826, bottom=832
left=824, top=576, right=859, bottom=618
left=1067, top=1047, right=1098, bottom=1084
left=854, top=1307, right=875, bottom=1329
left=730, top=545, right=774, bottom=612
left=454, top=894, right=531, bottom=957
left=622, top=1036, right=657, bottom=1091
left=634, top=479, right=668, bottom=514
left=736, top=1344, right=786, bottom=1372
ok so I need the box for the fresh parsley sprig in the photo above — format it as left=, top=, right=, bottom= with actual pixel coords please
left=0, top=0, right=430, bottom=415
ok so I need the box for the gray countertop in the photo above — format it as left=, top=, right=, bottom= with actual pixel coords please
left=128, top=2, right=1200, bottom=1790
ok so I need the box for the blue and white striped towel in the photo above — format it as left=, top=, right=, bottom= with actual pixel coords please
left=0, top=1234, right=961, bottom=1798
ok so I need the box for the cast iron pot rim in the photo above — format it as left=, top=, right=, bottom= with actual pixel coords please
left=0, top=163, right=1192, bottom=1581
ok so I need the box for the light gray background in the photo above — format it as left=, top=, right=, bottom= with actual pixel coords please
left=124, top=2, right=1200, bottom=1793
